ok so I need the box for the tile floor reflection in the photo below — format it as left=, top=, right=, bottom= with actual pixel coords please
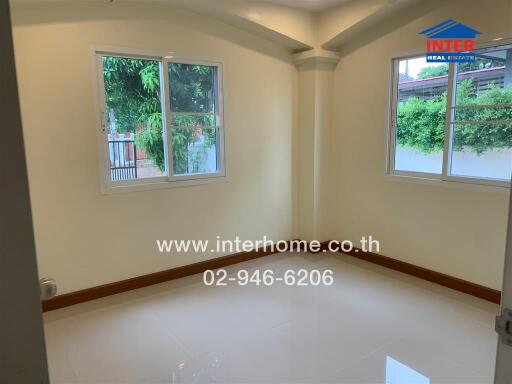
left=43, top=252, right=499, bottom=383
left=386, top=356, right=430, bottom=384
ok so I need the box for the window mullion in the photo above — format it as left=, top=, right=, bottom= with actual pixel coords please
left=161, top=60, right=175, bottom=181
left=214, top=63, right=224, bottom=175
left=442, top=62, right=457, bottom=180
left=388, top=59, right=399, bottom=174
left=96, top=54, right=113, bottom=190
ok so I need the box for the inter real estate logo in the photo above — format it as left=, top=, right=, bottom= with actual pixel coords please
left=420, top=19, right=481, bottom=63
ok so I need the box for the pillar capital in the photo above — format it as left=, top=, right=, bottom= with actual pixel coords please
left=293, top=49, right=340, bottom=68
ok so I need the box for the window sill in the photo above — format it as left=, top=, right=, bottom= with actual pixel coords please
left=101, top=175, right=229, bottom=195
left=384, top=173, right=510, bottom=194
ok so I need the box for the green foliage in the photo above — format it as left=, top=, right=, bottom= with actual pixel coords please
left=135, top=120, right=166, bottom=171
left=169, top=64, right=215, bottom=113
left=168, top=64, right=217, bottom=174
left=103, top=57, right=166, bottom=170
left=103, top=58, right=217, bottom=173
left=416, top=64, right=448, bottom=79
left=397, top=93, right=447, bottom=153
left=103, top=57, right=160, bottom=134
left=397, top=79, right=512, bottom=154
left=453, top=80, right=512, bottom=154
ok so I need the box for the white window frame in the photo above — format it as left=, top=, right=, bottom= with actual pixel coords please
left=387, top=40, right=512, bottom=190
left=93, top=46, right=227, bottom=194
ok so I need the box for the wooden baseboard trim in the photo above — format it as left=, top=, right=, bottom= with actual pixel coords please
left=42, top=240, right=501, bottom=311
left=42, top=245, right=285, bottom=312
left=320, top=241, right=501, bottom=304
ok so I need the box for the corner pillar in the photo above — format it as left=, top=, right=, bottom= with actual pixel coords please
left=294, top=49, right=340, bottom=242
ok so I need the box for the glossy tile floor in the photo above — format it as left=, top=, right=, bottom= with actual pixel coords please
left=43, top=252, right=500, bottom=383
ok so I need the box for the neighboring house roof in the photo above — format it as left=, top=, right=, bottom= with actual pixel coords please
left=420, top=19, right=481, bottom=39
left=398, top=66, right=505, bottom=91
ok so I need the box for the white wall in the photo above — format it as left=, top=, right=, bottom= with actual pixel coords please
left=327, top=0, right=512, bottom=290
left=395, top=146, right=512, bottom=180
left=11, top=1, right=297, bottom=294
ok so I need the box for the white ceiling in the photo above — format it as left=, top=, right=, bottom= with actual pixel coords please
left=11, top=0, right=351, bottom=13
left=259, top=0, right=350, bottom=12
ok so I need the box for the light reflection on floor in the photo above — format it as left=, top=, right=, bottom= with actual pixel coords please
left=386, top=356, right=430, bottom=384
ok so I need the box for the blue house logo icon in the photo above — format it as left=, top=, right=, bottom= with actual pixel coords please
left=420, top=20, right=481, bottom=63
left=420, top=19, right=481, bottom=39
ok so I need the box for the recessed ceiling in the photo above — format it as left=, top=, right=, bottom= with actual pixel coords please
left=260, top=0, right=350, bottom=12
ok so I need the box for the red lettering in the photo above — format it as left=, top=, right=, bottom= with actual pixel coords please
left=464, top=40, right=475, bottom=51
left=432, top=40, right=445, bottom=52
left=453, top=40, right=463, bottom=52
left=426, top=39, right=475, bottom=53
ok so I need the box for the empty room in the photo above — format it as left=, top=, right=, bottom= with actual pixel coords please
left=2, top=0, right=512, bottom=383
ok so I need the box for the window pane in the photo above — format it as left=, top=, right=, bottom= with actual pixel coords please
left=102, top=56, right=166, bottom=181
left=169, top=63, right=217, bottom=113
left=169, top=63, right=221, bottom=176
left=450, top=47, right=512, bottom=181
left=172, top=127, right=219, bottom=175
left=450, top=123, right=512, bottom=180
left=395, top=57, right=448, bottom=174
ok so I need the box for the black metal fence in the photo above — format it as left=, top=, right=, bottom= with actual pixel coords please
left=108, top=140, right=137, bottom=181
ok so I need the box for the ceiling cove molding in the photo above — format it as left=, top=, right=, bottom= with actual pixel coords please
left=293, top=49, right=341, bottom=67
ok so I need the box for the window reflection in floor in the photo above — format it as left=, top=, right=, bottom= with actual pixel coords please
left=386, top=356, right=430, bottom=384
